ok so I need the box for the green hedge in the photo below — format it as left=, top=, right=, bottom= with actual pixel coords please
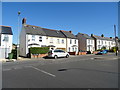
left=29, top=47, right=49, bottom=54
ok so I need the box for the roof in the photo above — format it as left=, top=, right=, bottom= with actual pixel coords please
left=77, top=33, right=93, bottom=39
left=24, top=25, right=46, bottom=36
left=0, top=26, right=13, bottom=35
left=24, top=24, right=66, bottom=38
left=60, top=30, right=77, bottom=39
left=42, top=28, right=66, bottom=38
left=92, top=35, right=114, bottom=41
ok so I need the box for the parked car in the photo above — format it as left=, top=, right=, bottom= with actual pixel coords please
left=96, top=50, right=108, bottom=55
left=48, top=49, right=70, bottom=59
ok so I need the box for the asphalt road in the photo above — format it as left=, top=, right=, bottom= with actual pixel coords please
left=2, top=54, right=119, bottom=88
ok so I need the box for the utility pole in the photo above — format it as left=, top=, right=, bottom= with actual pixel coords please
left=17, top=11, right=21, bottom=59
left=114, top=25, right=117, bottom=56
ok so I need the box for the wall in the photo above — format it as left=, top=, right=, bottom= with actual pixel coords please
left=0, top=34, right=12, bottom=59
left=67, top=38, right=78, bottom=53
left=19, top=26, right=26, bottom=57
left=46, top=36, right=66, bottom=50
left=26, top=35, right=47, bottom=55
left=86, top=39, right=95, bottom=52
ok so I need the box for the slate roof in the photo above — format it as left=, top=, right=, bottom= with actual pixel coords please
left=0, top=26, right=13, bottom=35
left=77, top=33, right=94, bottom=39
left=24, top=25, right=46, bottom=36
left=60, top=30, right=77, bottom=39
left=24, top=24, right=66, bottom=38
left=92, top=35, right=114, bottom=41
left=42, top=28, right=66, bottom=38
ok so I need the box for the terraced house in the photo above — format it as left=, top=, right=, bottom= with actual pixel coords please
left=76, top=33, right=95, bottom=53
left=20, top=18, right=78, bottom=57
left=91, top=34, right=116, bottom=51
left=0, top=26, right=13, bottom=59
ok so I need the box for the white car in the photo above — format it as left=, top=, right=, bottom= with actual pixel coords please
left=48, top=49, right=70, bottom=59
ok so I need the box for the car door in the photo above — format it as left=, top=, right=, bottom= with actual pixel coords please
left=60, top=50, right=66, bottom=57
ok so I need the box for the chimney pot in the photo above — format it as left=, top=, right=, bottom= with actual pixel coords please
left=22, top=18, right=26, bottom=24
left=69, top=31, right=72, bottom=33
left=101, top=34, right=104, bottom=37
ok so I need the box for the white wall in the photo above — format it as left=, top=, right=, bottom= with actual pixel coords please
left=96, top=39, right=116, bottom=50
left=46, top=36, right=66, bottom=50
left=67, top=38, right=78, bottom=53
left=26, top=35, right=47, bottom=55
left=0, top=34, right=12, bottom=59
left=86, top=39, right=95, bottom=52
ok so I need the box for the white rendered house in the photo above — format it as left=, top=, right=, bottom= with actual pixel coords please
left=0, top=26, right=13, bottom=59
left=91, top=34, right=116, bottom=50
left=76, top=33, right=95, bottom=52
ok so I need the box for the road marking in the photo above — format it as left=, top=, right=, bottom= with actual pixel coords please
left=27, top=66, right=56, bottom=77
left=3, top=69, right=11, bottom=71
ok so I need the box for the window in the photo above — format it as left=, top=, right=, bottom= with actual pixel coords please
left=50, top=38, right=53, bottom=43
left=75, top=40, right=76, bottom=44
left=91, top=40, right=93, bottom=44
left=70, top=39, right=72, bottom=44
left=62, top=39, right=64, bottom=44
left=39, top=36, right=42, bottom=42
left=72, top=48, right=74, bottom=52
left=105, top=41, right=106, bottom=44
left=99, top=41, right=100, bottom=44
left=88, top=40, right=90, bottom=44
left=3, top=35, right=9, bottom=42
left=57, top=39, right=60, bottom=44
left=102, top=41, right=103, bottom=44
left=32, top=35, right=35, bottom=41
left=69, top=47, right=70, bottom=52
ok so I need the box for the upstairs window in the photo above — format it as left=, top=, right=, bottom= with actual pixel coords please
left=75, top=40, right=76, bottom=44
left=62, top=39, right=64, bottom=44
left=3, top=35, right=9, bottom=42
left=57, top=39, right=60, bottom=44
left=32, top=35, right=35, bottom=41
left=39, top=36, right=42, bottom=42
left=70, top=39, right=72, bottom=44
left=50, top=38, right=53, bottom=43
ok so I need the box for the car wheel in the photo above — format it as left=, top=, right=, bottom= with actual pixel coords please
left=66, top=54, right=69, bottom=58
left=54, top=55, right=58, bottom=59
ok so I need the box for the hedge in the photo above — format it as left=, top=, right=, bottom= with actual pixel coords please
left=29, top=47, right=49, bottom=54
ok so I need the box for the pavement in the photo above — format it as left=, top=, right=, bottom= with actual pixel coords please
left=2, top=53, right=119, bottom=88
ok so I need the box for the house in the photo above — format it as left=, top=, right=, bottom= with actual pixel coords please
left=0, top=26, right=13, bottom=59
left=76, top=33, right=95, bottom=53
left=91, top=34, right=116, bottom=51
left=20, top=18, right=78, bottom=57
left=60, top=30, right=78, bottom=53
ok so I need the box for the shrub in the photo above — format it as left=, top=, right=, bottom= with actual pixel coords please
left=29, top=47, right=49, bottom=54
left=109, top=47, right=118, bottom=52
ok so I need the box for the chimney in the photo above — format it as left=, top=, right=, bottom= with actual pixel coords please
left=69, top=31, right=72, bottom=33
left=101, top=34, right=104, bottom=37
left=91, top=34, right=94, bottom=37
left=22, top=18, right=26, bottom=24
left=110, top=37, right=112, bottom=39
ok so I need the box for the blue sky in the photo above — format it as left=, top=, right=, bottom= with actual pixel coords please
left=2, top=2, right=118, bottom=44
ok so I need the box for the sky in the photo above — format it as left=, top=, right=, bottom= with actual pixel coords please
left=2, top=2, right=118, bottom=44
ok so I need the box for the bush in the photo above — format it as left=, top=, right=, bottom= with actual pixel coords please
left=109, top=47, right=118, bottom=52
left=29, top=47, right=49, bottom=54
left=11, top=49, right=17, bottom=59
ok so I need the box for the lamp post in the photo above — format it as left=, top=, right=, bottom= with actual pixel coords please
left=114, top=25, right=117, bottom=56
left=17, top=11, right=21, bottom=59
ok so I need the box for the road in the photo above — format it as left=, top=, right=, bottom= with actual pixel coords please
left=2, top=54, right=118, bottom=88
